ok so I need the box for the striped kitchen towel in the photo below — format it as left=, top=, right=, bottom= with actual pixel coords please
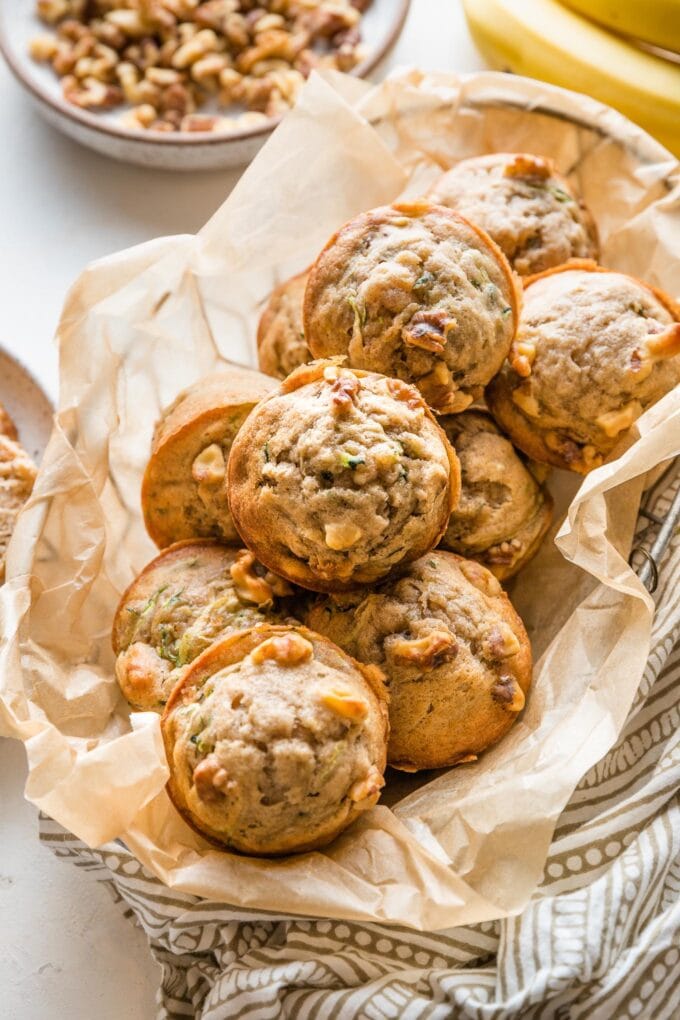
left=40, top=469, right=680, bottom=1020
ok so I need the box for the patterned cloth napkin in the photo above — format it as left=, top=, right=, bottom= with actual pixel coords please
left=40, top=470, right=680, bottom=1019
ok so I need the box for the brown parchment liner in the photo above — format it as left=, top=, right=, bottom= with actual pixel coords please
left=1, top=69, right=679, bottom=931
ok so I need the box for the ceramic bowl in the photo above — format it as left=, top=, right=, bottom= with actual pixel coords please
left=0, top=1, right=411, bottom=171
left=0, top=345, right=53, bottom=463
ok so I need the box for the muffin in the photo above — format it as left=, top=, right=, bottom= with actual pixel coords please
left=428, top=153, right=599, bottom=277
left=0, top=435, right=37, bottom=583
left=305, top=552, right=532, bottom=771
left=162, top=624, right=389, bottom=855
left=257, top=271, right=311, bottom=379
left=112, top=540, right=296, bottom=712
left=142, top=367, right=276, bottom=548
left=486, top=262, right=680, bottom=474
left=439, top=410, right=553, bottom=580
left=304, top=201, right=520, bottom=412
left=227, top=360, right=460, bottom=592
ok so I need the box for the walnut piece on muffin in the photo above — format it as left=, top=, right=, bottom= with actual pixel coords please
left=227, top=360, right=460, bottom=592
left=439, top=410, right=553, bottom=580
left=303, top=201, right=520, bottom=413
left=428, top=153, right=599, bottom=277
left=142, top=367, right=276, bottom=548
left=161, top=624, right=389, bottom=856
left=257, top=271, right=312, bottom=379
left=486, top=261, right=680, bottom=474
left=305, top=551, right=532, bottom=771
left=112, top=540, right=297, bottom=712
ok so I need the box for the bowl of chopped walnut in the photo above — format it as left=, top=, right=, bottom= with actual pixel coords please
left=0, top=1, right=410, bottom=170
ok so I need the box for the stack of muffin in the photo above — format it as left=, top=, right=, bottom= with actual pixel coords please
left=113, top=152, right=680, bottom=857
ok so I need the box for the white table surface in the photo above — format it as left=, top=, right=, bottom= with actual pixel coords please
left=0, top=3, right=485, bottom=1017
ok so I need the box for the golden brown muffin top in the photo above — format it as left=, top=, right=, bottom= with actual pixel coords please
left=162, top=624, right=388, bottom=856
left=304, top=201, right=520, bottom=412
left=227, top=360, right=459, bottom=592
left=429, top=153, right=598, bottom=276
left=305, top=551, right=532, bottom=771
left=487, top=261, right=680, bottom=473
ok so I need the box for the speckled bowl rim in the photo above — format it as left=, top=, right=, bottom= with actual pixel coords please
left=0, top=0, right=411, bottom=148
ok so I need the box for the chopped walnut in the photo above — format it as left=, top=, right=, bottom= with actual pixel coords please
left=324, top=521, right=362, bottom=550
left=509, top=341, right=536, bottom=378
left=458, top=559, right=502, bottom=597
left=644, top=322, right=680, bottom=360
left=545, top=431, right=602, bottom=470
left=193, top=754, right=230, bottom=802
left=30, top=0, right=372, bottom=133
left=320, top=686, right=369, bottom=722
left=403, top=310, right=455, bottom=353
left=386, top=377, right=422, bottom=409
left=191, top=443, right=226, bottom=485
left=329, top=373, right=361, bottom=414
left=348, top=766, right=384, bottom=805
left=483, top=624, right=521, bottom=660
left=250, top=632, right=314, bottom=666
left=391, top=630, right=458, bottom=669
left=115, top=641, right=168, bottom=700
left=491, top=675, right=526, bottom=713
left=230, top=550, right=277, bottom=606
left=503, top=154, right=552, bottom=179
left=595, top=401, right=642, bottom=439
left=486, top=539, right=523, bottom=566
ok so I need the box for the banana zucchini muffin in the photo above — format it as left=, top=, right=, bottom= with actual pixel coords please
left=227, top=361, right=460, bottom=592
left=257, top=271, right=311, bottom=379
left=305, top=551, right=532, bottom=771
left=439, top=410, right=553, bottom=580
left=486, top=262, right=680, bottom=474
left=112, top=540, right=295, bottom=712
left=304, top=201, right=520, bottom=413
left=162, top=624, right=389, bottom=856
left=142, top=367, right=276, bottom=549
left=428, top=153, right=598, bottom=277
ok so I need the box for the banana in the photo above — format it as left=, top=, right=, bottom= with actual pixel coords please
left=560, top=0, right=680, bottom=55
left=462, top=0, right=680, bottom=157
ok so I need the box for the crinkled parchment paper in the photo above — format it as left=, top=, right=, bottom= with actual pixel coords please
left=2, top=70, right=679, bottom=931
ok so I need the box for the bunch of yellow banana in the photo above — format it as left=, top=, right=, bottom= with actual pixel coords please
left=462, top=0, right=680, bottom=157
